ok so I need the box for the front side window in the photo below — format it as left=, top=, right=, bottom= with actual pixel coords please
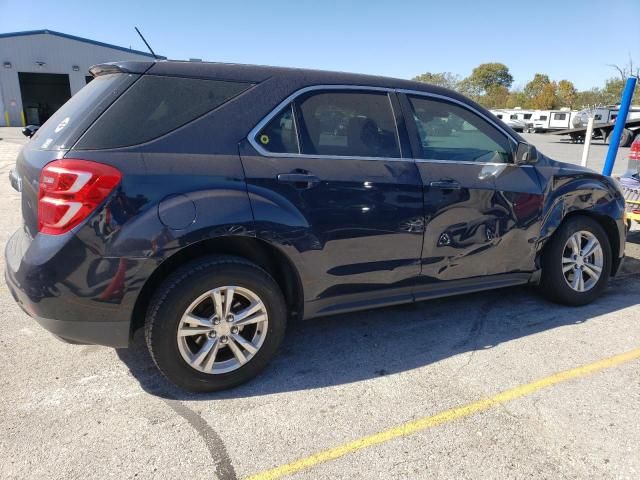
left=294, top=91, right=400, bottom=158
left=408, top=95, right=513, bottom=163
left=255, top=104, right=298, bottom=153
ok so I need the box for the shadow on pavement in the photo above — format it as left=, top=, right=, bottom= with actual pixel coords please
left=117, top=267, right=640, bottom=401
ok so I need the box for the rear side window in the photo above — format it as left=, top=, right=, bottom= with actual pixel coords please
left=408, top=95, right=513, bottom=163
left=33, top=73, right=138, bottom=150
left=76, top=76, right=252, bottom=149
left=295, top=91, right=400, bottom=158
left=256, top=104, right=299, bottom=154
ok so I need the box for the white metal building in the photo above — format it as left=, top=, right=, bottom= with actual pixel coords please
left=0, top=29, right=160, bottom=127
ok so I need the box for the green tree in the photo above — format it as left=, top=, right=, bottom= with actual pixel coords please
left=480, top=85, right=510, bottom=109
left=524, top=74, right=551, bottom=99
left=466, top=62, right=513, bottom=93
left=412, top=72, right=460, bottom=90
left=574, top=88, right=608, bottom=108
left=556, top=80, right=577, bottom=108
left=456, top=77, right=482, bottom=101
left=505, top=90, right=528, bottom=109
left=602, top=77, right=630, bottom=104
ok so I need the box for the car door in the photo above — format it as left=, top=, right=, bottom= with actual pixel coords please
left=398, top=91, right=542, bottom=291
left=239, top=87, right=424, bottom=317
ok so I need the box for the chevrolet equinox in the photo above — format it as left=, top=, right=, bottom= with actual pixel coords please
left=6, top=61, right=626, bottom=392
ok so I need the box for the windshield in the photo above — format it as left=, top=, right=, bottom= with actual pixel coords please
left=32, top=73, right=139, bottom=150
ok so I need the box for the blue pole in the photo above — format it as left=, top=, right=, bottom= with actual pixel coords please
left=602, top=76, right=637, bottom=176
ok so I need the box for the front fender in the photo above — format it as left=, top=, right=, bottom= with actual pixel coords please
left=535, top=169, right=625, bottom=271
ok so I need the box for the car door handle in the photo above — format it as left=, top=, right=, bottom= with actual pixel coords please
left=277, top=173, right=321, bottom=189
left=429, top=180, right=461, bottom=190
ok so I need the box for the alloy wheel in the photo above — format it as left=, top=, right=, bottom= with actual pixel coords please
left=561, top=230, right=604, bottom=292
left=176, top=286, right=269, bottom=374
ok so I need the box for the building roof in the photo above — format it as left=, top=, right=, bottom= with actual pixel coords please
left=0, top=29, right=164, bottom=59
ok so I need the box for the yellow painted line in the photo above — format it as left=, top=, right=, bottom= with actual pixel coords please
left=246, top=348, right=640, bottom=480
left=4, top=111, right=9, bottom=127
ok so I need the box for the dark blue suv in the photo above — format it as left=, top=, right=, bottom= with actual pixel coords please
left=6, top=61, right=626, bottom=391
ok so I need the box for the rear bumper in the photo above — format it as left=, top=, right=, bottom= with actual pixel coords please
left=5, top=271, right=130, bottom=346
left=5, top=227, right=157, bottom=348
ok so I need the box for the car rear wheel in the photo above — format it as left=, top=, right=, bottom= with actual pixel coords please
left=539, top=216, right=611, bottom=306
left=145, top=256, right=287, bottom=392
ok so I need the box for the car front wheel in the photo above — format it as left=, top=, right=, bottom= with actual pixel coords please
left=539, top=216, right=612, bottom=306
left=145, top=256, right=287, bottom=392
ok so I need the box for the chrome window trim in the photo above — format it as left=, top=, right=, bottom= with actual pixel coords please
left=247, top=84, right=406, bottom=161
left=396, top=88, right=520, bottom=147
left=247, top=84, right=525, bottom=165
left=416, top=158, right=533, bottom=168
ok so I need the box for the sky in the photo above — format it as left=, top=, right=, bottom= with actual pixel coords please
left=1, top=0, right=639, bottom=91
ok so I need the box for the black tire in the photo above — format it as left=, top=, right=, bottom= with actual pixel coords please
left=145, top=255, right=287, bottom=392
left=538, top=216, right=611, bottom=306
left=619, top=129, right=634, bottom=148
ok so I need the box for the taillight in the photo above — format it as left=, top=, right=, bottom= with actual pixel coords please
left=629, top=138, right=640, bottom=161
left=38, top=159, right=122, bottom=235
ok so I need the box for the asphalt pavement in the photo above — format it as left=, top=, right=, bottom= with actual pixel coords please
left=0, top=132, right=638, bottom=480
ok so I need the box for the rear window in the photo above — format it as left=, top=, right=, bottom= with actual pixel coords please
left=76, top=75, right=252, bottom=150
left=33, top=73, right=138, bottom=150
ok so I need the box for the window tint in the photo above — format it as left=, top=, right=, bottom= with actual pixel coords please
left=408, top=96, right=512, bottom=163
left=33, top=73, right=138, bottom=150
left=295, top=91, right=400, bottom=158
left=256, top=104, right=298, bottom=153
left=77, top=75, right=252, bottom=149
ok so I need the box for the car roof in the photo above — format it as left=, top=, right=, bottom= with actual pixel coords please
left=96, top=60, right=468, bottom=101
left=92, top=60, right=524, bottom=143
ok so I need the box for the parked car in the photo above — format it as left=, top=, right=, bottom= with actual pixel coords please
left=5, top=61, right=626, bottom=392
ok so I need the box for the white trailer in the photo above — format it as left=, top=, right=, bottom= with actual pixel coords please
left=489, top=109, right=527, bottom=132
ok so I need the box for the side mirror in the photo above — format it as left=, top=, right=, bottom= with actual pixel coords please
left=21, top=125, right=39, bottom=138
left=515, top=142, right=538, bottom=164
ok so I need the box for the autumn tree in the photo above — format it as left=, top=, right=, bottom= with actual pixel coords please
left=524, top=74, right=551, bottom=99
left=556, top=80, right=577, bottom=108
left=530, top=83, right=558, bottom=109
left=506, top=90, right=528, bottom=109
left=524, top=74, right=558, bottom=109
left=482, top=85, right=510, bottom=108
